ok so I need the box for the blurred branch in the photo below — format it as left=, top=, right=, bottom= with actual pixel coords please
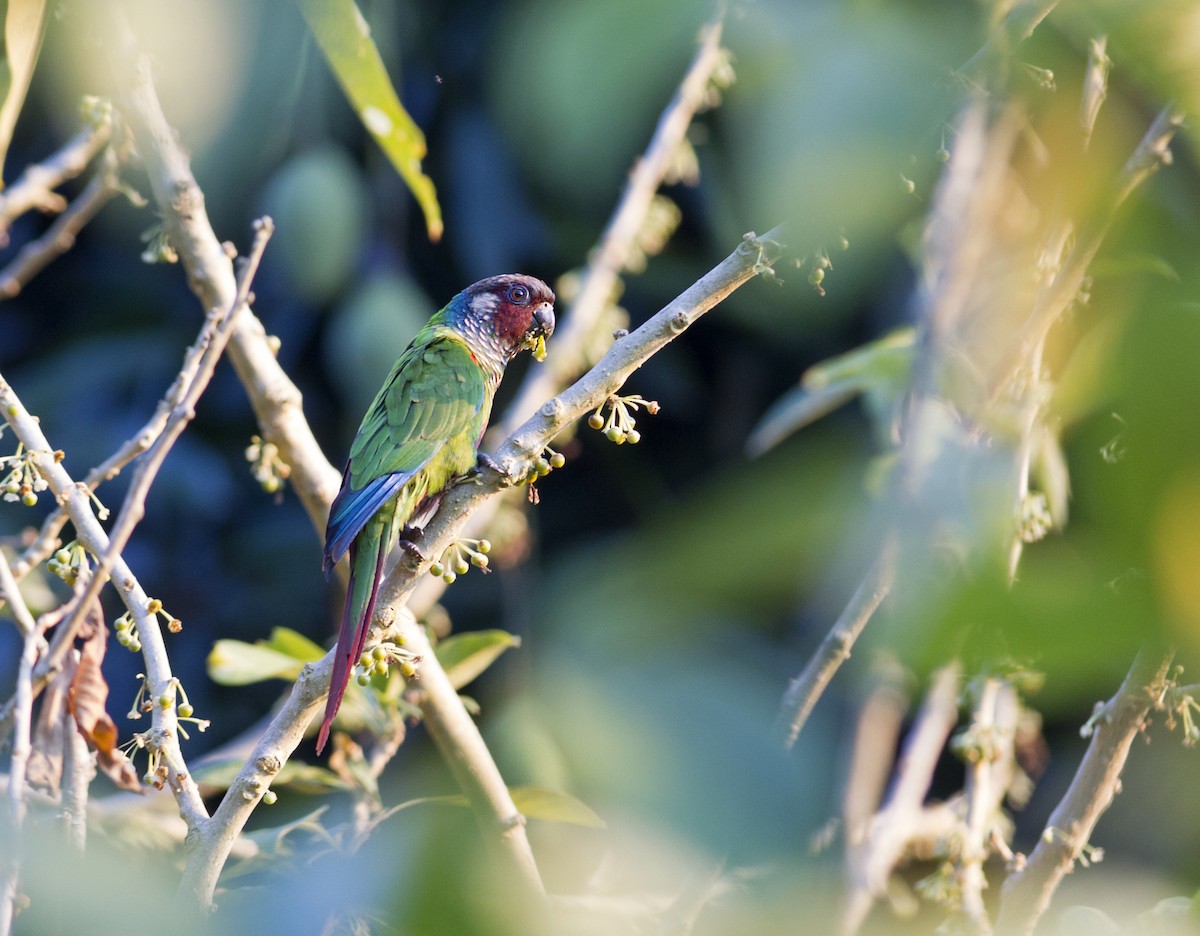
left=995, top=648, right=1174, bottom=935
left=0, top=114, right=113, bottom=239
left=778, top=541, right=896, bottom=748
left=0, top=148, right=124, bottom=299
left=112, top=10, right=342, bottom=537
left=842, top=662, right=962, bottom=936
left=0, top=378, right=209, bottom=830
left=0, top=552, right=38, bottom=936
left=959, top=678, right=1019, bottom=934
left=497, top=12, right=729, bottom=435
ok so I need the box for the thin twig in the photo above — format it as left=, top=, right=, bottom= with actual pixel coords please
left=0, top=551, right=39, bottom=936
left=842, top=662, right=962, bottom=936
left=995, top=647, right=1174, bottom=935
left=0, top=147, right=124, bottom=299
left=496, top=14, right=728, bottom=436
left=60, top=654, right=95, bottom=852
left=778, top=542, right=896, bottom=748
left=0, top=378, right=209, bottom=830
left=0, top=116, right=113, bottom=236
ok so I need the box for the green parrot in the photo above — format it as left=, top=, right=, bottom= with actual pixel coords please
left=318, top=274, right=556, bottom=753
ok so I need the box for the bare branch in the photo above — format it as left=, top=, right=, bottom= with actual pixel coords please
left=0, top=115, right=113, bottom=236
left=778, top=542, right=896, bottom=748
left=0, top=550, right=40, bottom=936
left=112, top=13, right=340, bottom=536
left=995, top=648, right=1174, bottom=935
left=178, top=227, right=785, bottom=908
left=0, top=378, right=209, bottom=829
left=843, top=662, right=962, bottom=935
left=496, top=14, right=729, bottom=435
left=0, top=148, right=123, bottom=299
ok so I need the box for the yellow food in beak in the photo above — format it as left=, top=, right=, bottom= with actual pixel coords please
left=532, top=333, right=547, bottom=363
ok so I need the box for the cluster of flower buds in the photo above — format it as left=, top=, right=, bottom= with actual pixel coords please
left=48, top=540, right=89, bottom=585
left=1017, top=492, right=1053, bottom=544
left=1, top=442, right=52, bottom=506
left=115, top=597, right=183, bottom=653
left=245, top=434, right=292, bottom=493
left=430, top=538, right=491, bottom=584
left=354, top=639, right=421, bottom=686
left=587, top=394, right=660, bottom=446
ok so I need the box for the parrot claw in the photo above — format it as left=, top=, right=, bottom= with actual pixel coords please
left=397, top=537, right=426, bottom=563
left=468, top=452, right=509, bottom=483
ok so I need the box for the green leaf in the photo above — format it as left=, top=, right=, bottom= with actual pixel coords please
left=435, top=629, right=521, bottom=690
left=193, top=758, right=348, bottom=794
left=407, top=786, right=605, bottom=828
left=294, top=0, right=442, bottom=241
left=0, top=0, right=48, bottom=184
left=207, top=627, right=324, bottom=686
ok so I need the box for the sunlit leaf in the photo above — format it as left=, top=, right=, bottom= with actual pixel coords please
left=435, top=629, right=521, bottom=690
left=399, top=785, right=605, bottom=828
left=0, top=0, right=48, bottom=184
left=294, top=0, right=442, bottom=240
left=194, top=758, right=349, bottom=794
left=207, top=628, right=324, bottom=686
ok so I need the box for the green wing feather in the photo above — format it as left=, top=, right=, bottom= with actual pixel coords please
left=349, top=332, right=487, bottom=487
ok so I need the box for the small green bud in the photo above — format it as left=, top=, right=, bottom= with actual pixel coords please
left=936, top=146, right=950, bottom=163
left=626, top=429, right=641, bottom=445
left=808, top=267, right=825, bottom=287
left=22, top=491, right=37, bottom=506
left=477, top=539, right=491, bottom=554
left=604, top=426, right=622, bottom=443
left=471, top=553, right=489, bottom=569
left=158, top=693, right=173, bottom=709
left=534, top=457, right=550, bottom=476
left=262, top=790, right=278, bottom=805
left=549, top=453, right=566, bottom=469
left=359, top=652, right=373, bottom=669
left=5, top=403, right=17, bottom=415
left=442, top=571, right=457, bottom=585
left=588, top=412, right=604, bottom=431
left=357, top=672, right=371, bottom=686
left=5, top=482, right=19, bottom=495
left=129, top=639, right=141, bottom=653
left=178, top=703, right=194, bottom=718
left=372, top=646, right=387, bottom=661
left=55, top=548, right=71, bottom=564
left=400, top=659, right=417, bottom=678
left=454, top=558, right=469, bottom=575
left=146, top=598, right=163, bottom=615
left=430, top=562, right=444, bottom=578
left=144, top=771, right=156, bottom=786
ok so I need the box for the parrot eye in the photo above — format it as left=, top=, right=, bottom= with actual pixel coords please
left=507, top=284, right=530, bottom=304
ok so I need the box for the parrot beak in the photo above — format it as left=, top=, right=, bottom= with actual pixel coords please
left=530, top=302, right=555, bottom=362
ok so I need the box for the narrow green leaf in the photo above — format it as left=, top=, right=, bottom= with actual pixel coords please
left=294, top=0, right=443, bottom=240
left=435, top=629, right=521, bottom=690
left=0, top=0, right=49, bottom=184
left=265, top=626, right=326, bottom=662
left=207, top=640, right=308, bottom=685
left=194, top=759, right=349, bottom=794
left=409, top=786, right=606, bottom=828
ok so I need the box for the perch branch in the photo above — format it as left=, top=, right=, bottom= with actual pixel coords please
left=177, top=227, right=785, bottom=908
left=995, top=647, right=1174, bottom=935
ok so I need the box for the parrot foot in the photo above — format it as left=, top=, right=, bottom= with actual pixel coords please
left=467, top=452, right=511, bottom=484
left=397, top=536, right=427, bottom=566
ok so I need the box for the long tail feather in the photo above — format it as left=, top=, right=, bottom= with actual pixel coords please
left=316, top=527, right=387, bottom=754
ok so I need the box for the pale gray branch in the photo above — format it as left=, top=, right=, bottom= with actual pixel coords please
left=995, top=648, right=1174, bottom=935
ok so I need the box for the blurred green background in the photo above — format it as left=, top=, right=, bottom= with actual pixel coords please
left=4, top=0, right=1200, bottom=933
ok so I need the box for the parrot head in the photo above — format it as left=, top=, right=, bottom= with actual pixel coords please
left=455, top=274, right=556, bottom=366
